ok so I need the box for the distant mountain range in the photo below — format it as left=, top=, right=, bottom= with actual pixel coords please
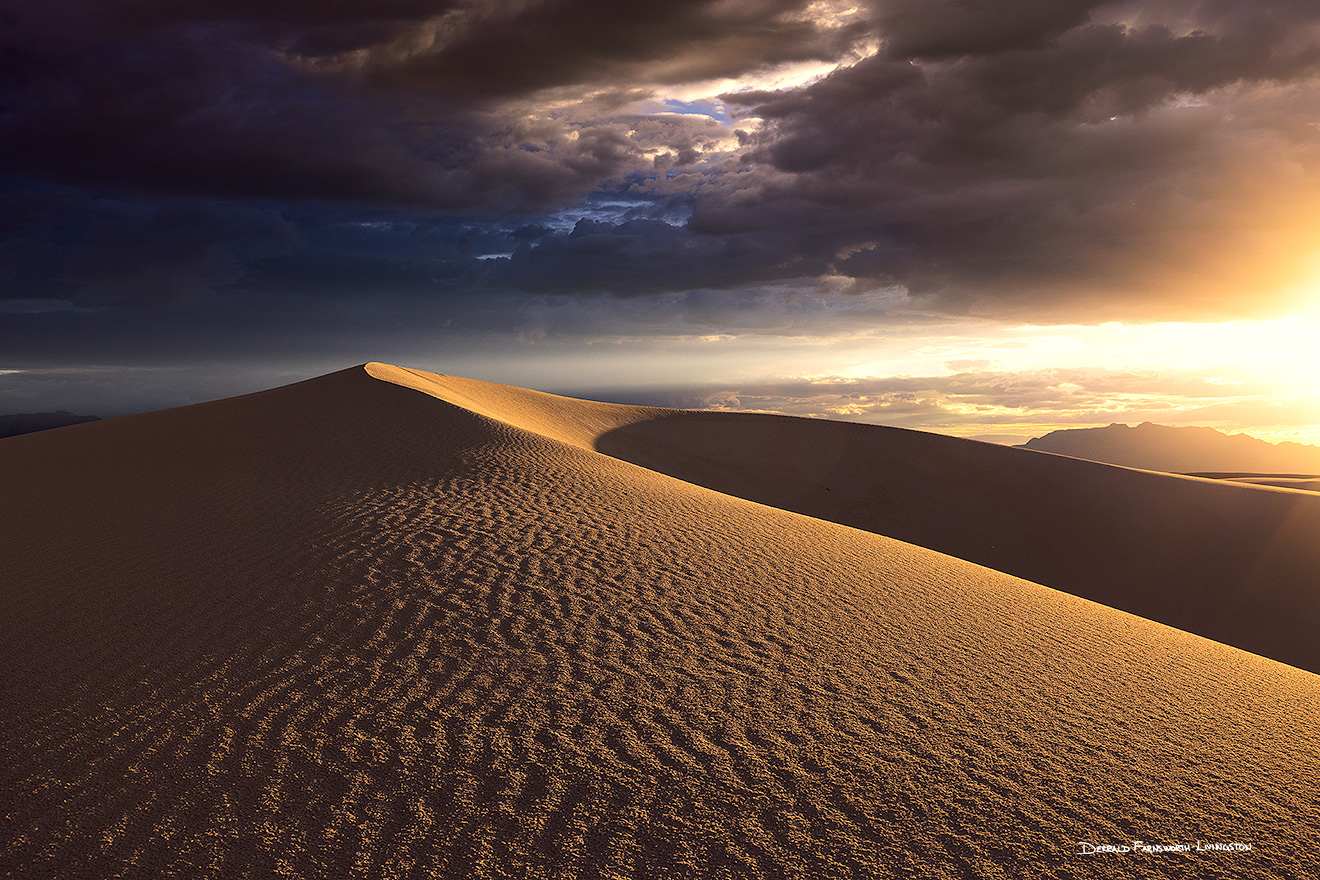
left=1020, top=422, right=1320, bottom=475
left=0, top=411, right=100, bottom=439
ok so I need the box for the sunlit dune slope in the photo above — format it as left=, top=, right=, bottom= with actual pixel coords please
left=1187, top=473, right=1320, bottom=493
left=2, top=364, right=1318, bottom=879
left=368, top=365, right=1320, bottom=675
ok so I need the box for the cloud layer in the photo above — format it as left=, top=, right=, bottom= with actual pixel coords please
left=7, top=0, right=1320, bottom=317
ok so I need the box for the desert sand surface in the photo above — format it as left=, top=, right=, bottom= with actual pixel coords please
left=2, top=363, right=1318, bottom=878
left=1184, top=473, right=1320, bottom=494
left=372, top=366, right=1320, bottom=676
left=1225, top=476, right=1320, bottom=492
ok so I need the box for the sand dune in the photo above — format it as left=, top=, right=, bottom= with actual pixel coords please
left=369, top=364, right=1320, bottom=676
left=3, top=364, right=1318, bottom=878
left=1223, top=476, right=1320, bottom=492
left=1186, top=473, right=1320, bottom=493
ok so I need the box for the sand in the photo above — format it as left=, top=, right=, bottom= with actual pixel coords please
left=1185, top=473, right=1320, bottom=494
left=2, top=363, right=1317, bottom=878
left=370, top=365, right=1320, bottom=675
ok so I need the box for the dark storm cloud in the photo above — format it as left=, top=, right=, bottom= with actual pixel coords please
left=1, top=3, right=478, bottom=206
left=110, top=0, right=452, bottom=26
left=372, top=0, right=865, bottom=96
left=870, top=0, right=1106, bottom=58
left=65, top=201, right=300, bottom=307
left=0, top=0, right=855, bottom=211
left=0, top=183, right=456, bottom=309
left=486, top=218, right=828, bottom=294
left=6, top=0, right=1320, bottom=326
left=714, top=0, right=1320, bottom=316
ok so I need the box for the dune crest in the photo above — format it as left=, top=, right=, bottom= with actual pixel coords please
left=2, top=364, right=1318, bottom=878
left=364, top=362, right=667, bottom=451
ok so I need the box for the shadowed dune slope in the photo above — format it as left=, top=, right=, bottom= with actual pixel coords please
left=365, top=365, right=1320, bottom=675
left=2, top=364, right=1319, bottom=879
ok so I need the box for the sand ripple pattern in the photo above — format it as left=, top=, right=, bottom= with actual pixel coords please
left=3, top=367, right=1319, bottom=879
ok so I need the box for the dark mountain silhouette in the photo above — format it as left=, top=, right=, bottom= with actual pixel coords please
left=0, top=411, right=100, bottom=439
left=1020, top=421, right=1320, bottom=475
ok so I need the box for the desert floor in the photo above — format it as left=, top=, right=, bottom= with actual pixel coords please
left=2, top=364, right=1316, bottom=879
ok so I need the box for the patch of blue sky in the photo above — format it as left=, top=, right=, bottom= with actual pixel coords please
left=540, top=197, right=677, bottom=232
left=660, top=98, right=731, bottom=123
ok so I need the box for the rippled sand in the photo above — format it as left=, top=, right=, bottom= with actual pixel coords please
left=2, top=364, right=1317, bottom=878
left=377, top=366, right=1320, bottom=674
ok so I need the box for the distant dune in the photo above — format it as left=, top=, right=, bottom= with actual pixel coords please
left=0, top=410, right=99, bottom=438
left=1020, top=421, right=1320, bottom=475
left=2, top=364, right=1317, bottom=878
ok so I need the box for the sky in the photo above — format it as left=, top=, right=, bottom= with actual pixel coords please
left=3, top=0, right=1320, bottom=444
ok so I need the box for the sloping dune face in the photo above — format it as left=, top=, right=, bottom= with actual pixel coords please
left=367, top=365, right=1320, bottom=675
left=1205, top=474, right=1320, bottom=493
left=2, top=365, right=1318, bottom=879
